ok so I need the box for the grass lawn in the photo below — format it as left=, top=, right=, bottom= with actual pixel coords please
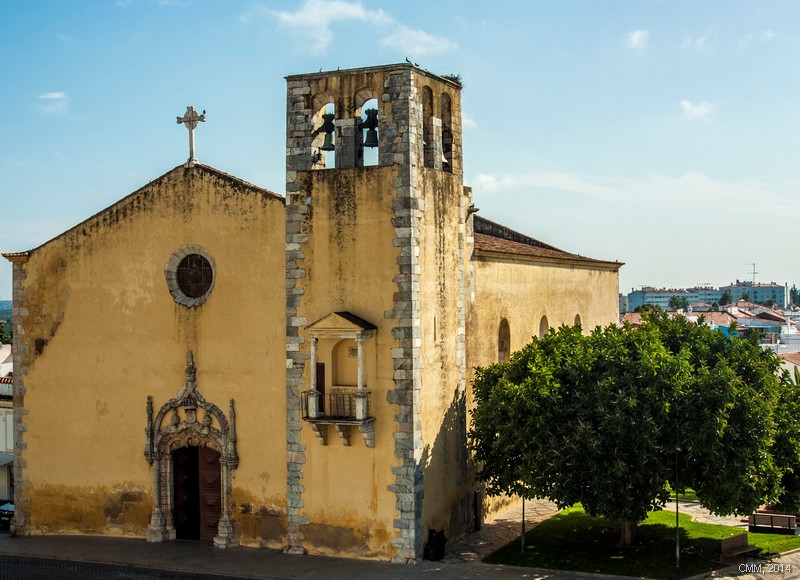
left=484, top=505, right=800, bottom=580
left=668, top=486, right=699, bottom=503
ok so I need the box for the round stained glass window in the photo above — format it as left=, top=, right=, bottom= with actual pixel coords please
left=165, top=245, right=216, bottom=307
left=177, top=254, right=213, bottom=298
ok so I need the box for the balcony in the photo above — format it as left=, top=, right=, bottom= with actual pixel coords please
left=301, top=388, right=375, bottom=447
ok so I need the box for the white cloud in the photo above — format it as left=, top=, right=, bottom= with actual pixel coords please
left=461, top=112, right=476, bottom=129
left=764, top=29, right=776, bottom=40
left=472, top=171, right=623, bottom=203
left=680, top=34, right=708, bottom=52
left=37, top=92, right=69, bottom=116
left=379, top=25, right=457, bottom=57
left=680, top=99, right=715, bottom=119
left=469, top=169, right=797, bottom=214
left=626, top=29, right=649, bottom=51
left=272, top=0, right=389, bottom=54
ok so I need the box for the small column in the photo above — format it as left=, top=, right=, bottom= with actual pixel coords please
left=356, top=335, right=365, bottom=393
left=308, top=337, right=320, bottom=418
left=164, top=454, right=176, bottom=539
left=147, top=453, right=169, bottom=542
left=355, top=335, right=368, bottom=421
left=214, top=460, right=238, bottom=548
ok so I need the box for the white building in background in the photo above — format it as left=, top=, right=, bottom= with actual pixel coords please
left=0, top=376, right=11, bottom=501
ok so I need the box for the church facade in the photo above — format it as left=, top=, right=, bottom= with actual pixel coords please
left=4, top=63, right=621, bottom=562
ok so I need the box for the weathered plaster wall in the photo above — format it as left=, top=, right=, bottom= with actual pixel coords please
left=12, top=166, right=288, bottom=543
left=468, top=256, right=620, bottom=366
left=284, top=65, right=465, bottom=561
left=288, top=168, right=400, bottom=559
left=465, top=253, right=621, bottom=517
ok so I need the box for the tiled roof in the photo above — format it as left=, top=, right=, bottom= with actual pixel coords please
left=473, top=216, right=621, bottom=266
left=779, top=352, right=800, bottom=366
left=621, top=311, right=737, bottom=328
left=474, top=233, right=590, bottom=260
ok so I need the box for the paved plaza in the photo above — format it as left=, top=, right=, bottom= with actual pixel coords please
left=0, top=500, right=798, bottom=579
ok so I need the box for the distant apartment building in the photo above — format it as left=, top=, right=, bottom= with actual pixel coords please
left=626, top=287, right=722, bottom=311
left=720, top=281, right=788, bottom=308
left=625, top=282, right=789, bottom=312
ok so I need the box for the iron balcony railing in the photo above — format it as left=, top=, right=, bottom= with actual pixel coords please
left=301, top=388, right=371, bottom=421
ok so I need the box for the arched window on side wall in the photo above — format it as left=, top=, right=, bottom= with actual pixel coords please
left=539, top=315, right=549, bottom=339
left=440, top=93, right=452, bottom=171
left=360, top=98, right=379, bottom=167
left=498, top=319, right=510, bottom=363
left=422, top=86, right=434, bottom=168
left=574, top=314, right=582, bottom=328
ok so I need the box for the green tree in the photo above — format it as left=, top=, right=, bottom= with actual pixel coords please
left=633, top=303, right=663, bottom=313
left=469, top=314, right=799, bottom=548
left=742, top=291, right=751, bottom=302
left=0, top=322, right=10, bottom=345
left=668, top=295, right=689, bottom=310
left=719, top=289, right=733, bottom=306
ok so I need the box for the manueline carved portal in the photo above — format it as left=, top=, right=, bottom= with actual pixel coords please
left=144, top=351, right=239, bottom=548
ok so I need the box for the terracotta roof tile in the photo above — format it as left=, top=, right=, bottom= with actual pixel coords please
left=473, top=216, right=620, bottom=266
left=779, top=352, right=800, bottom=366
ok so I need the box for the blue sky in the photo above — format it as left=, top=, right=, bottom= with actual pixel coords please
left=2, top=0, right=799, bottom=300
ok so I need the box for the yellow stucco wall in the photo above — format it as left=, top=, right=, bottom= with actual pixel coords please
left=468, top=255, right=620, bottom=367
left=415, top=167, right=471, bottom=537
left=14, top=166, right=288, bottom=543
left=466, top=252, right=621, bottom=518
left=292, top=168, right=400, bottom=558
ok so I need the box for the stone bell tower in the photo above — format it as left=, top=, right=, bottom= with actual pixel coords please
left=284, top=64, right=471, bottom=562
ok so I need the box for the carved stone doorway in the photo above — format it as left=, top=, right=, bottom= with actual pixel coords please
left=145, top=352, right=238, bottom=548
left=173, top=446, right=221, bottom=541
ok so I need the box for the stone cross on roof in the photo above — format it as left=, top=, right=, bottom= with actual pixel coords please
left=176, top=106, right=206, bottom=168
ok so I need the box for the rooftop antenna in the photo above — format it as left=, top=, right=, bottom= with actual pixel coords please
left=741, top=263, right=758, bottom=284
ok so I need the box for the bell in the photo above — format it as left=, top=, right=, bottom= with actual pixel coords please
left=321, top=132, right=335, bottom=152
left=319, top=113, right=336, bottom=151
left=362, top=128, right=379, bottom=148
left=361, top=108, right=379, bottom=148
left=441, top=150, right=449, bottom=165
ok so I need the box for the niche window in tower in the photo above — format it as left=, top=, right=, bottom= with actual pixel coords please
left=440, top=93, right=453, bottom=172
left=422, top=86, right=434, bottom=168
left=359, top=98, right=379, bottom=167
left=313, top=102, right=336, bottom=169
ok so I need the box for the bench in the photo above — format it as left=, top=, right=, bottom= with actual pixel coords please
left=749, top=512, right=800, bottom=535
left=720, top=533, right=761, bottom=563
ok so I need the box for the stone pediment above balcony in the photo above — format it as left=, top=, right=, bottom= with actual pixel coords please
left=305, top=311, right=377, bottom=340
left=303, top=311, right=377, bottom=448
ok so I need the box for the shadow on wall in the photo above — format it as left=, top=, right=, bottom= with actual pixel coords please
left=420, top=387, right=472, bottom=544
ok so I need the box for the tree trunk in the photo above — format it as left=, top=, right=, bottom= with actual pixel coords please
left=618, top=520, right=636, bottom=547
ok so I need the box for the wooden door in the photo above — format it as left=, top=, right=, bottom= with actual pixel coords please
left=172, top=446, right=221, bottom=541
left=173, top=447, right=199, bottom=540
left=198, top=447, right=221, bottom=541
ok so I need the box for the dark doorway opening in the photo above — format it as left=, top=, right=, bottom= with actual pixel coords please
left=172, top=446, right=221, bottom=541
left=316, top=362, right=326, bottom=413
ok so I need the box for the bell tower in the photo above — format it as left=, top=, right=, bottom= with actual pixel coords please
left=284, top=64, right=471, bottom=562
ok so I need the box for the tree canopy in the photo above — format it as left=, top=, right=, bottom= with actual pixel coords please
left=668, top=295, right=690, bottom=310
left=469, top=314, right=800, bottom=545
